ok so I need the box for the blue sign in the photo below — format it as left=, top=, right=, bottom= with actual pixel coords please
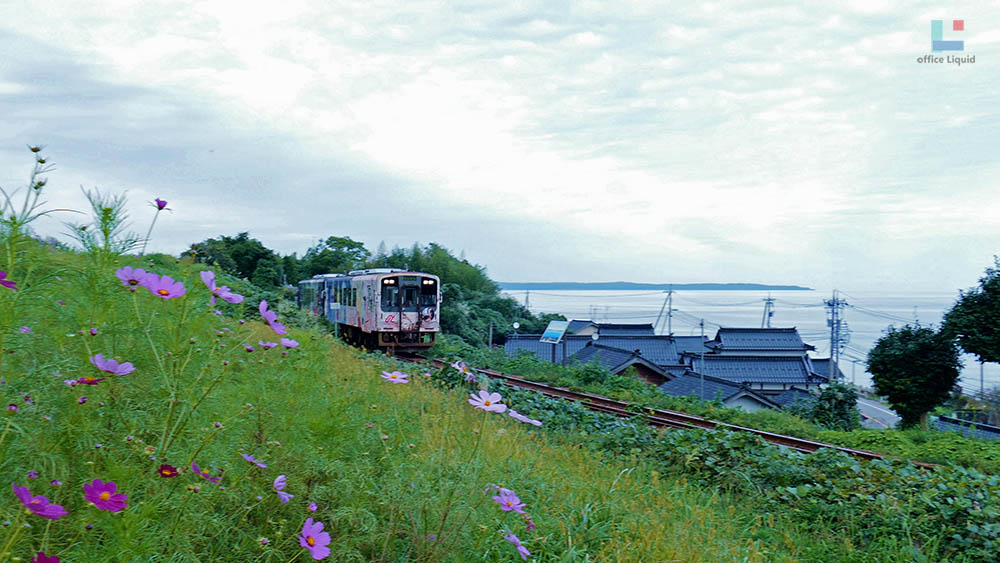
left=539, top=320, right=570, bottom=344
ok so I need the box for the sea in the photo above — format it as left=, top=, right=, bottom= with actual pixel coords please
left=500, top=288, right=999, bottom=395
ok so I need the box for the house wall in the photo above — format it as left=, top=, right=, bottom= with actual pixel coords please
left=724, top=396, right=771, bottom=413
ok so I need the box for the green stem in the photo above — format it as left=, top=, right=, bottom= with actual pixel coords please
left=0, top=512, right=25, bottom=563
left=139, top=210, right=160, bottom=256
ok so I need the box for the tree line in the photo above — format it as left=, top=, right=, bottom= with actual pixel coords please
left=181, top=233, right=563, bottom=347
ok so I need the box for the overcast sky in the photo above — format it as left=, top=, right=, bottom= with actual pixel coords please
left=1, top=1, right=997, bottom=292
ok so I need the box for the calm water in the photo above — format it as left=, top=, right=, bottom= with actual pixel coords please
left=501, top=288, right=999, bottom=394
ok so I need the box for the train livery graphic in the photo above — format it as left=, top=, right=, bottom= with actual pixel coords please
left=297, top=269, right=440, bottom=350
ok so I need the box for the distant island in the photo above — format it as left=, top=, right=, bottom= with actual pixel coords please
left=498, top=282, right=812, bottom=291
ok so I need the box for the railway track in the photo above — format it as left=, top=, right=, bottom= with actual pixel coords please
left=395, top=352, right=938, bottom=469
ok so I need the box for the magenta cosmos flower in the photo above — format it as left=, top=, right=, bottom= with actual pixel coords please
left=0, top=270, right=17, bottom=290
left=76, top=374, right=105, bottom=386
left=508, top=410, right=542, bottom=427
left=273, top=474, right=294, bottom=503
left=32, top=553, right=60, bottom=563
left=115, top=266, right=149, bottom=289
left=504, top=532, right=531, bottom=561
left=259, top=301, right=287, bottom=335
left=83, top=479, right=128, bottom=513
left=241, top=453, right=266, bottom=468
left=298, top=517, right=332, bottom=560
left=12, top=483, right=68, bottom=520
left=493, top=489, right=526, bottom=513
left=142, top=273, right=186, bottom=299
left=468, top=390, right=507, bottom=413
left=380, top=370, right=409, bottom=384
left=89, top=354, right=135, bottom=376
left=191, top=461, right=221, bottom=483
left=155, top=198, right=168, bottom=210
left=199, top=271, right=244, bottom=305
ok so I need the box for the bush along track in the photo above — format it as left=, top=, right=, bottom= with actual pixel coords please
left=422, top=356, right=1000, bottom=560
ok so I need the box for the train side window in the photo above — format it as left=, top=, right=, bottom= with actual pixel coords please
left=351, top=288, right=357, bottom=306
left=420, top=286, right=437, bottom=306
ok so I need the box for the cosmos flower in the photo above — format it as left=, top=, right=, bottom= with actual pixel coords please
left=241, top=453, right=266, bottom=468
left=493, top=489, right=526, bottom=513
left=31, top=552, right=60, bottom=563
left=258, top=301, right=287, bottom=335
left=157, top=464, right=179, bottom=478
left=27, top=471, right=38, bottom=480
left=199, top=271, right=244, bottom=305
left=154, top=198, right=168, bottom=210
left=258, top=340, right=277, bottom=349
left=308, top=501, right=318, bottom=512
left=380, top=370, right=409, bottom=384
left=298, top=517, right=332, bottom=560
left=468, top=390, right=507, bottom=413
left=12, top=483, right=68, bottom=520
left=141, top=273, right=186, bottom=299
left=7, top=404, right=18, bottom=413
left=191, top=461, right=221, bottom=483
left=273, top=474, right=294, bottom=504
left=19, top=326, right=32, bottom=334
left=245, top=345, right=254, bottom=353
left=89, top=354, right=135, bottom=376
left=114, top=266, right=149, bottom=289
left=508, top=410, right=543, bottom=427
left=504, top=532, right=531, bottom=561
left=280, top=338, right=299, bottom=349
left=76, top=375, right=105, bottom=386
left=451, top=360, right=477, bottom=382
left=83, top=479, right=128, bottom=513
left=0, top=271, right=17, bottom=290
left=78, top=397, right=87, bottom=404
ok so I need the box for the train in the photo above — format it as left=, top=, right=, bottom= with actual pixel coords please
left=297, top=268, right=441, bottom=351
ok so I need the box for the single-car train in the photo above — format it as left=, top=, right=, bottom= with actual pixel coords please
left=297, top=268, right=440, bottom=351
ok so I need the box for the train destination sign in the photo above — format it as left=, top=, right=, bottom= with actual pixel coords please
left=539, top=320, right=570, bottom=344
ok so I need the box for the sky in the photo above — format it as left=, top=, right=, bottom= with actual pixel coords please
left=1, top=1, right=998, bottom=292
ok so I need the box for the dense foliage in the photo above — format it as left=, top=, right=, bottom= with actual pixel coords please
left=943, top=257, right=1000, bottom=365
left=867, top=325, right=963, bottom=428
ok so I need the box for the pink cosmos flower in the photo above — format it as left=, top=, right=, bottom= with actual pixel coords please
left=0, top=270, right=17, bottom=290
left=380, top=371, right=409, bottom=384
left=298, top=517, right=332, bottom=560
left=155, top=198, right=168, bottom=210
left=451, top=360, right=477, bottom=382
left=83, top=479, right=128, bottom=512
left=78, top=396, right=87, bottom=404
left=273, top=474, right=294, bottom=503
left=142, top=273, right=186, bottom=299
left=259, top=301, right=287, bottom=335
left=258, top=340, right=277, bottom=349
left=468, top=390, right=507, bottom=413
left=12, top=483, right=68, bottom=520
left=76, top=375, right=105, bottom=386
left=504, top=532, right=531, bottom=561
left=245, top=345, right=254, bottom=353
left=32, top=552, right=60, bottom=563
left=191, top=461, right=221, bottom=483
left=308, top=501, right=318, bottom=512
left=241, top=453, right=266, bottom=468
left=19, top=326, right=32, bottom=334
left=523, top=514, right=535, bottom=531
left=114, top=266, right=149, bottom=289
left=200, top=271, right=245, bottom=305
left=280, top=338, right=299, bottom=349
left=493, top=489, right=526, bottom=513
left=90, top=354, right=135, bottom=376
left=508, top=410, right=543, bottom=427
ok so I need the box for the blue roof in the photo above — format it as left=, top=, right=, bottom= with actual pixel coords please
left=810, top=358, right=845, bottom=380
left=569, top=343, right=666, bottom=377
left=596, top=323, right=655, bottom=336
left=505, top=335, right=680, bottom=366
left=770, top=388, right=817, bottom=408
left=672, top=335, right=708, bottom=356
left=658, top=373, right=779, bottom=407
left=566, top=320, right=595, bottom=334
left=707, top=328, right=815, bottom=352
left=690, top=355, right=824, bottom=385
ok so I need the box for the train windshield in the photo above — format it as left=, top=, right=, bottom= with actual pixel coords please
left=420, top=279, right=437, bottom=306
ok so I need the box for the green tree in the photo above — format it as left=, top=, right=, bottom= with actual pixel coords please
left=182, top=232, right=275, bottom=280
left=302, top=235, right=370, bottom=277
left=866, top=325, right=963, bottom=428
left=942, top=257, right=1000, bottom=365
left=810, top=382, right=860, bottom=431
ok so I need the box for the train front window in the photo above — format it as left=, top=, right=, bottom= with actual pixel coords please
left=381, top=285, right=398, bottom=309
left=401, top=287, right=419, bottom=311
left=420, top=283, right=437, bottom=306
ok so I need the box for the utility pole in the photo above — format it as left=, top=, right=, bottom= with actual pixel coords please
left=761, top=294, right=775, bottom=328
left=699, top=319, right=705, bottom=400
left=825, top=290, right=847, bottom=382
left=488, top=321, right=493, bottom=349
left=654, top=289, right=674, bottom=335
left=524, top=290, right=530, bottom=310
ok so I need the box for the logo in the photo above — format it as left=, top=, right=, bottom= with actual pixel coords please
left=931, top=19, right=964, bottom=51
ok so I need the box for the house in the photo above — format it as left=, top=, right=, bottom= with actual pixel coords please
left=505, top=333, right=683, bottom=367
left=702, top=327, right=816, bottom=356
left=809, top=358, right=846, bottom=381
left=657, top=372, right=782, bottom=412
left=568, top=342, right=669, bottom=385
left=684, top=354, right=827, bottom=395
left=565, top=320, right=655, bottom=337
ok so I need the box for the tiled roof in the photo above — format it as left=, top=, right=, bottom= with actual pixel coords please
left=569, top=343, right=666, bottom=377
left=771, top=388, right=817, bottom=408
left=658, top=373, right=779, bottom=408
left=505, top=335, right=680, bottom=366
left=809, top=358, right=845, bottom=380
left=672, top=335, right=709, bottom=356
left=596, top=323, right=655, bottom=336
left=566, top=320, right=595, bottom=334
left=707, top=328, right=815, bottom=352
left=690, top=355, right=823, bottom=385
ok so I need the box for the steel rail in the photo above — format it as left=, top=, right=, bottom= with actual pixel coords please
left=394, top=352, right=937, bottom=469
